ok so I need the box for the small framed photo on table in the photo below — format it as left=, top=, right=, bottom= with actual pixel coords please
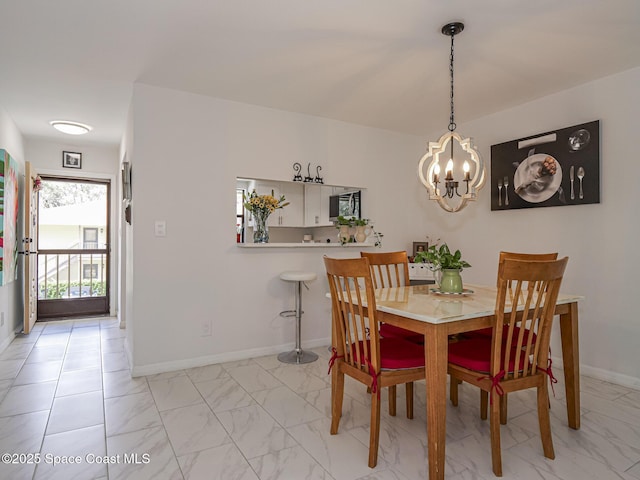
left=62, top=151, right=82, bottom=169
left=412, top=242, right=429, bottom=257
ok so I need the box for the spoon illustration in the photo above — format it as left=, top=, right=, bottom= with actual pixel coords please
left=577, top=167, right=585, bottom=199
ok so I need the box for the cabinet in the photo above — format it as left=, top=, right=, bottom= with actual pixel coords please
left=251, top=181, right=304, bottom=227
left=278, top=182, right=304, bottom=226
left=304, top=184, right=333, bottom=227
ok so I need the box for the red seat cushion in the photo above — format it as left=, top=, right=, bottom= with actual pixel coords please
left=352, top=337, right=425, bottom=370
left=379, top=323, right=424, bottom=344
left=464, top=326, right=537, bottom=344
left=448, top=337, right=528, bottom=374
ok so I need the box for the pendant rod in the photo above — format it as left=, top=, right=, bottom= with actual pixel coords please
left=442, top=22, right=463, bottom=132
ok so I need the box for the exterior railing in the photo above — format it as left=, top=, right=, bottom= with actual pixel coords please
left=38, top=249, right=107, bottom=299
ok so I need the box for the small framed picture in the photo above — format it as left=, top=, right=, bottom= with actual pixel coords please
left=412, top=242, right=429, bottom=257
left=62, top=151, right=82, bottom=169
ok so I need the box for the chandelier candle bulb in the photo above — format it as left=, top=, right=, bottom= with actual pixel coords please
left=433, top=163, right=440, bottom=183
left=446, top=159, right=454, bottom=181
left=463, top=161, right=471, bottom=181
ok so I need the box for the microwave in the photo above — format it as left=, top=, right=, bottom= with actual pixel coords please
left=329, top=190, right=361, bottom=221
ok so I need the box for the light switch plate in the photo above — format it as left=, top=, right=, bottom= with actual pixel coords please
left=154, top=220, right=166, bottom=237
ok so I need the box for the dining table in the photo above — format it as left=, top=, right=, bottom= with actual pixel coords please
left=349, top=283, right=583, bottom=480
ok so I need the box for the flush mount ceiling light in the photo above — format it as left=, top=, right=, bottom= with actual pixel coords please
left=50, top=120, right=93, bottom=135
left=418, top=22, right=486, bottom=213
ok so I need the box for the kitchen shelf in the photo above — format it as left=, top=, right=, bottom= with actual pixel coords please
left=237, top=242, right=375, bottom=248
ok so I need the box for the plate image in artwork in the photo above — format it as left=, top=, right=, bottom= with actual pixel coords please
left=514, top=154, right=563, bottom=203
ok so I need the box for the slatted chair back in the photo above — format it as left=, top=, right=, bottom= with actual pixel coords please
left=360, top=251, right=410, bottom=289
left=497, top=251, right=558, bottom=287
left=493, top=257, right=568, bottom=382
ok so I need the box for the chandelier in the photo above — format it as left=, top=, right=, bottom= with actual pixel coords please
left=418, top=22, right=486, bottom=213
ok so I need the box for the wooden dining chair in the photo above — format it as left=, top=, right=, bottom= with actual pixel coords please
left=447, top=257, right=568, bottom=476
left=451, top=251, right=559, bottom=423
left=324, top=256, right=426, bottom=468
left=361, top=251, right=424, bottom=416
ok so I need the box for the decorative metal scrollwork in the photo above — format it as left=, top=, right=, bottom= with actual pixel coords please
left=304, top=163, right=314, bottom=183
left=292, top=162, right=303, bottom=182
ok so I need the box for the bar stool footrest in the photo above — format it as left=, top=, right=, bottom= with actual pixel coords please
left=279, top=310, right=300, bottom=318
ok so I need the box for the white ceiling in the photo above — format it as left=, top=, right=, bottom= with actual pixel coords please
left=2, top=1, right=639, bottom=147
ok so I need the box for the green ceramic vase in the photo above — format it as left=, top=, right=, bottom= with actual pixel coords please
left=439, top=269, right=463, bottom=293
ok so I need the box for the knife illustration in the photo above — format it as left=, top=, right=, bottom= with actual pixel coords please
left=570, top=166, right=575, bottom=200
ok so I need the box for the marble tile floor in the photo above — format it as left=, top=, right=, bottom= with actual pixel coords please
left=0, top=317, right=639, bottom=479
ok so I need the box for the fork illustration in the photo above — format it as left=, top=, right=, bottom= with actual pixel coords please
left=503, top=176, right=509, bottom=206
left=498, top=179, right=503, bottom=207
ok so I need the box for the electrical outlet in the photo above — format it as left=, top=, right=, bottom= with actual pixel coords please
left=201, top=319, right=212, bottom=336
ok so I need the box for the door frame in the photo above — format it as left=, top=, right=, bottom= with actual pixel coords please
left=34, top=171, right=117, bottom=319
left=22, top=161, right=39, bottom=333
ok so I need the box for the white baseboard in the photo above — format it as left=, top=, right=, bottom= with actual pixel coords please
left=130, top=337, right=331, bottom=377
left=124, top=336, right=133, bottom=374
left=551, top=354, right=640, bottom=391
left=131, top=340, right=640, bottom=392
left=0, top=331, right=17, bottom=355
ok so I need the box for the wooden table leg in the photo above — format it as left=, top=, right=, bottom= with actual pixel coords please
left=425, top=325, right=448, bottom=480
left=560, top=301, right=580, bottom=429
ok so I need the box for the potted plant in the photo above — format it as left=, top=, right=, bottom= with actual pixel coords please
left=335, top=215, right=353, bottom=226
left=414, top=243, right=471, bottom=293
left=335, top=216, right=353, bottom=244
left=353, top=218, right=371, bottom=243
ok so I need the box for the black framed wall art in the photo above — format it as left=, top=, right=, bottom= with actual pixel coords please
left=490, top=120, right=600, bottom=211
left=62, top=151, right=82, bottom=169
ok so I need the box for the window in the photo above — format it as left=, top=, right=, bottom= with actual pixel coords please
left=83, top=228, right=98, bottom=249
left=83, top=264, right=98, bottom=279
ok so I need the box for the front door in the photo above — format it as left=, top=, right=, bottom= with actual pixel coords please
left=37, top=177, right=110, bottom=319
left=22, top=161, right=39, bottom=333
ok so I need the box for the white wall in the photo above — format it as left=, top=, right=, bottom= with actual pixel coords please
left=25, top=138, right=119, bottom=175
left=0, top=103, right=25, bottom=351
left=407, top=67, right=640, bottom=387
left=128, top=67, right=640, bottom=388
left=127, top=84, right=422, bottom=374
left=120, top=102, right=134, bottom=364
left=25, top=139, right=120, bottom=317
